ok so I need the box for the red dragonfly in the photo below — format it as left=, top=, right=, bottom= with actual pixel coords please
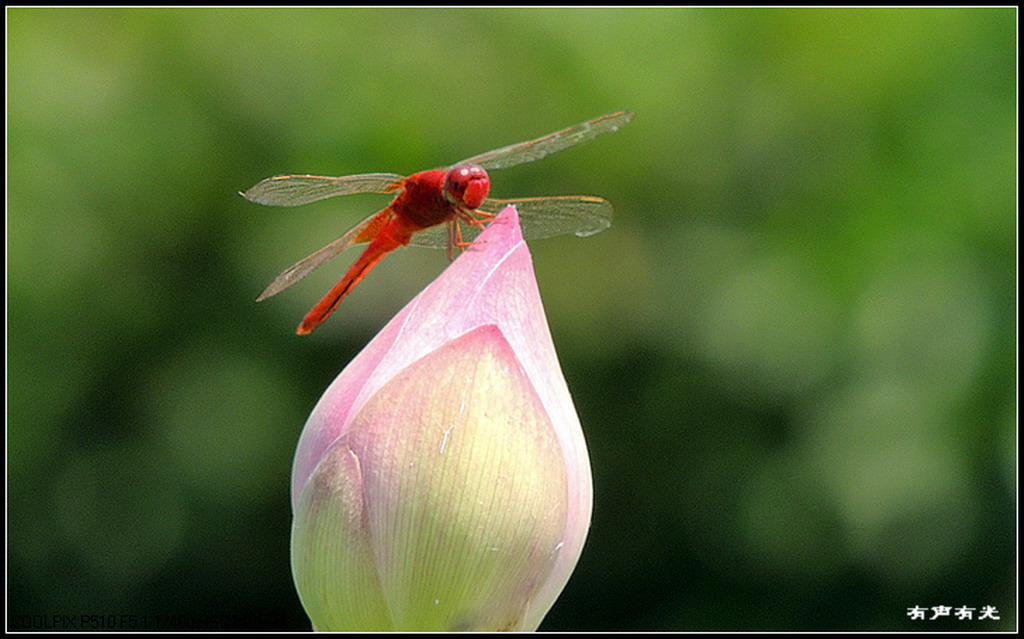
left=243, top=110, right=634, bottom=334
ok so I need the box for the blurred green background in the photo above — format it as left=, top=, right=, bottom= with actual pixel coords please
left=7, top=7, right=1015, bottom=631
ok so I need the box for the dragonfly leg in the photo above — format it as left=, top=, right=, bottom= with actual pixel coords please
left=466, top=209, right=495, bottom=227
left=445, top=221, right=460, bottom=262
left=445, top=220, right=479, bottom=260
left=443, top=209, right=499, bottom=260
left=453, top=221, right=473, bottom=251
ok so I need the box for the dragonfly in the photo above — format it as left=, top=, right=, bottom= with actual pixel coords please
left=242, top=109, right=634, bottom=334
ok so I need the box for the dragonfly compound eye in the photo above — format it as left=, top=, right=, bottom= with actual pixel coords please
left=445, top=165, right=490, bottom=209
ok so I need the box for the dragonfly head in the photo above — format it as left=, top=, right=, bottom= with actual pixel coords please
left=444, top=164, right=490, bottom=209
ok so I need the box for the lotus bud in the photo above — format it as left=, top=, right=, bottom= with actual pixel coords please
left=290, top=206, right=593, bottom=631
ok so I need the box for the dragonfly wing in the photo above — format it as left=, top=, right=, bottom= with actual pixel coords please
left=406, top=223, right=451, bottom=249
left=451, top=110, right=634, bottom=171
left=406, top=195, right=613, bottom=249
left=256, top=209, right=390, bottom=301
left=404, top=221, right=462, bottom=258
left=242, top=173, right=405, bottom=207
left=479, top=196, right=613, bottom=240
